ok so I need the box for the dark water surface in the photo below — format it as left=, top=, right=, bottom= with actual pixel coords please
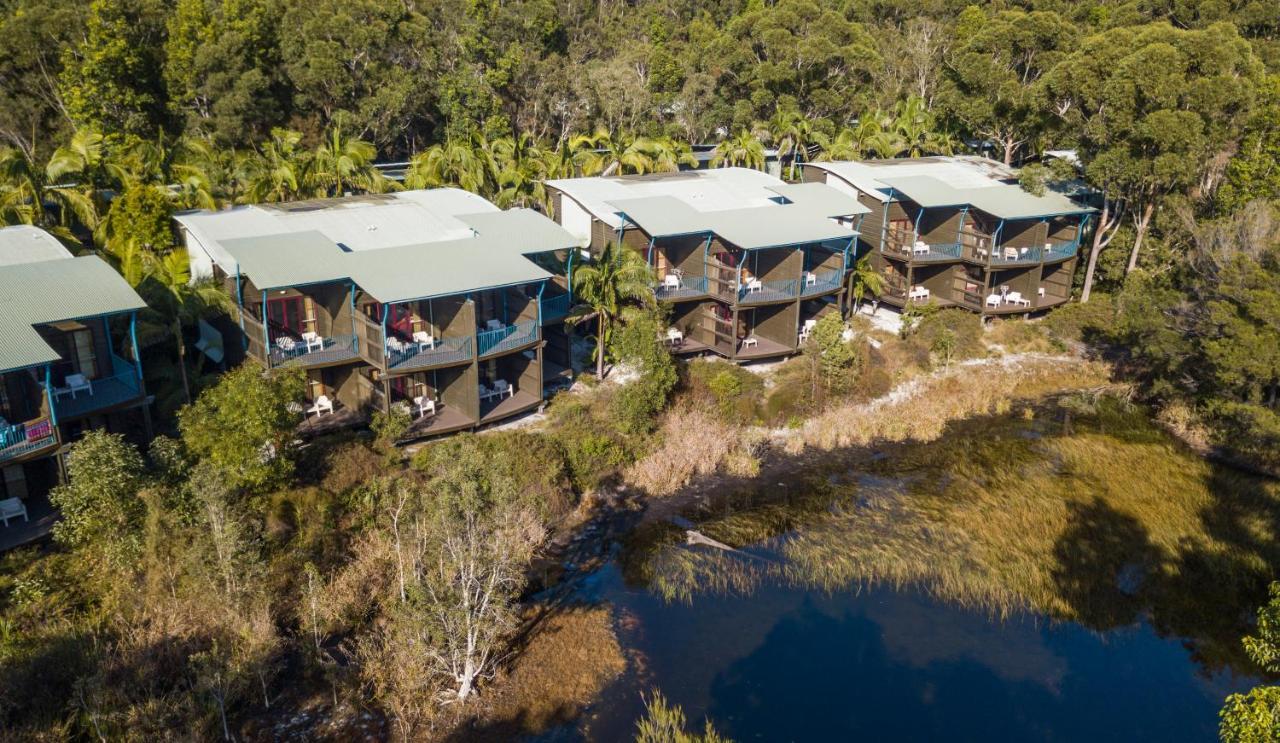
left=532, top=403, right=1270, bottom=742
left=566, top=564, right=1251, bottom=741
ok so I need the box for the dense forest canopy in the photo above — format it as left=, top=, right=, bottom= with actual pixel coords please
left=0, top=0, right=1275, bottom=158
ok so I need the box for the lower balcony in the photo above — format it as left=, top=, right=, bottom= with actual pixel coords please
left=0, top=418, right=58, bottom=465
left=737, top=277, right=799, bottom=305
left=735, top=335, right=792, bottom=359
left=480, top=387, right=541, bottom=424
left=53, top=355, right=145, bottom=419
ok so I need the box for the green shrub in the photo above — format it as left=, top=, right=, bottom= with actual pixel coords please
left=1042, top=297, right=1118, bottom=344
left=906, top=308, right=984, bottom=366
left=686, top=359, right=763, bottom=423
left=610, top=310, right=679, bottom=434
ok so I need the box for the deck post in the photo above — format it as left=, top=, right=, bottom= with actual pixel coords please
left=349, top=282, right=358, bottom=354
left=992, top=219, right=1006, bottom=265
left=882, top=187, right=895, bottom=253
left=536, top=280, right=545, bottom=326
left=646, top=236, right=655, bottom=267
left=912, top=206, right=924, bottom=245
left=45, top=364, right=57, bottom=427
left=381, top=302, right=390, bottom=363
left=1075, top=214, right=1090, bottom=249
left=956, top=206, right=969, bottom=245
left=235, top=266, right=247, bottom=351
left=261, top=290, right=270, bottom=367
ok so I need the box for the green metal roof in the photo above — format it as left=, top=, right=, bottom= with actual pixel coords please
left=876, top=174, right=1093, bottom=219
left=350, top=239, right=552, bottom=304
left=0, top=225, right=73, bottom=266
left=606, top=194, right=857, bottom=250
left=219, top=231, right=354, bottom=290
left=0, top=254, right=146, bottom=373
left=765, top=183, right=872, bottom=216
left=457, top=208, right=584, bottom=255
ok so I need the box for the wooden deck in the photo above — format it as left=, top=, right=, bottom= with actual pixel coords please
left=735, top=336, right=793, bottom=360
left=386, top=343, right=473, bottom=373
left=404, top=405, right=475, bottom=438
left=0, top=491, right=57, bottom=553
left=297, top=405, right=366, bottom=437
left=480, top=389, right=541, bottom=424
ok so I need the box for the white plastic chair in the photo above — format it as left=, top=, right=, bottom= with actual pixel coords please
left=61, top=373, right=92, bottom=398
left=302, top=331, right=324, bottom=353
left=985, top=294, right=1002, bottom=308
left=414, top=395, right=436, bottom=418
left=0, top=497, right=27, bottom=527
left=493, top=379, right=514, bottom=398
left=412, top=331, right=435, bottom=350
left=663, top=274, right=681, bottom=291
left=306, top=395, right=334, bottom=417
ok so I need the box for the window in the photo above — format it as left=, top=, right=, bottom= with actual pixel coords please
left=266, top=296, right=304, bottom=338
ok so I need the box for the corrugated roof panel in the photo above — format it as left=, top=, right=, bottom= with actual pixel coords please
left=218, top=231, right=354, bottom=290
left=350, top=239, right=552, bottom=304
left=456, top=209, right=582, bottom=255
left=0, top=251, right=146, bottom=373
left=765, top=183, right=871, bottom=216
left=0, top=225, right=73, bottom=266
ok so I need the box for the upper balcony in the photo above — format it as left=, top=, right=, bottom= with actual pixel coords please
left=52, top=353, right=145, bottom=420
left=477, top=319, right=539, bottom=358
left=0, top=417, right=58, bottom=465
left=799, top=266, right=843, bottom=298
left=242, top=312, right=360, bottom=369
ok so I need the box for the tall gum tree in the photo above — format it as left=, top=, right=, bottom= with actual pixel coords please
left=1044, top=22, right=1265, bottom=282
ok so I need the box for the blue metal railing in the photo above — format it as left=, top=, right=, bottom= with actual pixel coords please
left=800, top=268, right=843, bottom=296
left=0, top=418, right=56, bottom=464
left=386, top=335, right=473, bottom=369
left=541, top=293, right=572, bottom=322
left=739, top=277, right=799, bottom=302
left=269, top=334, right=358, bottom=367
left=1043, top=241, right=1079, bottom=262
left=53, top=354, right=143, bottom=419
left=477, top=320, right=538, bottom=357
left=655, top=276, right=710, bottom=301
left=989, top=246, right=1044, bottom=265
left=913, top=242, right=963, bottom=261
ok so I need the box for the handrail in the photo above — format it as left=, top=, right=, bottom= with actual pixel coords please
left=738, top=277, right=799, bottom=301
left=800, top=267, right=843, bottom=296
left=477, top=320, right=537, bottom=356
left=655, top=275, right=710, bottom=300
left=541, top=293, right=573, bottom=321
left=387, top=334, right=474, bottom=368
left=989, top=245, right=1044, bottom=265
left=0, top=417, right=56, bottom=461
left=1043, top=241, right=1079, bottom=261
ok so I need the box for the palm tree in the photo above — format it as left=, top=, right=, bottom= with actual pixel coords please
left=244, top=129, right=308, bottom=204
left=309, top=118, right=388, bottom=197
left=768, top=111, right=817, bottom=180
left=847, top=254, right=885, bottom=314
left=892, top=96, right=954, bottom=158
left=404, top=138, right=488, bottom=193
left=644, top=137, right=697, bottom=173
left=489, top=133, right=551, bottom=209
left=140, top=249, right=231, bottom=404
left=569, top=129, right=672, bottom=176
left=711, top=130, right=766, bottom=169
left=565, top=241, right=654, bottom=379
left=0, top=146, right=99, bottom=240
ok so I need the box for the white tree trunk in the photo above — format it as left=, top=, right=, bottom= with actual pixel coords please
left=1126, top=200, right=1156, bottom=275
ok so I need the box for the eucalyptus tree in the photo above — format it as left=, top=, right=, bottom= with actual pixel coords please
left=938, top=8, right=1076, bottom=165
left=1044, top=22, right=1265, bottom=275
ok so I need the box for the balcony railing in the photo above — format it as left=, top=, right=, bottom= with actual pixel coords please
left=0, top=418, right=57, bottom=464
left=738, top=277, right=799, bottom=303
left=387, top=335, right=474, bottom=371
left=885, top=241, right=964, bottom=262
left=541, top=293, right=573, bottom=323
left=53, top=354, right=143, bottom=419
left=1043, top=241, right=1079, bottom=262
left=800, top=267, right=843, bottom=297
left=269, top=334, right=359, bottom=368
left=988, top=246, right=1044, bottom=266
left=477, top=320, right=538, bottom=357
left=655, top=276, right=710, bottom=301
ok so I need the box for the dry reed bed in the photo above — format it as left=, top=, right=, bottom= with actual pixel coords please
left=795, top=355, right=1114, bottom=452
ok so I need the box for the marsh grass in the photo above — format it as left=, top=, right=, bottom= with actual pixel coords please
left=627, top=398, right=1280, bottom=672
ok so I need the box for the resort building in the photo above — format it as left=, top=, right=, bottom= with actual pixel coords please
left=802, top=157, right=1094, bottom=314
left=545, top=168, right=869, bottom=361
left=0, top=225, right=150, bottom=502
left=175, top=191, right=579, bottom=439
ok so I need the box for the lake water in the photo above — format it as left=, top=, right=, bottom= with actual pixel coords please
left=534, top=401, right=1270, bottom=741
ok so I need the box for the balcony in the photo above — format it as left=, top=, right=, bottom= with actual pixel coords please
left=885, top=241, right=964, bottom=263
left=988, top=246, right=1043, bottom=266
left=655, top=275, right=710, bottom=302
left=0, top=418, right=57, bottom=465
left=269, top=334, right=360, bottom=368
left=800, top=267, right=843, bottom=297
left=1043, top=241, right=1079, bottom=262
left=387, top=335, right=474, bottom=373
left=541, top=293, right=573, bottom=323
left=477, top=320, right=538, bottom=358
left=53, top=354, right=143, bottom=419
left=738, top=277, right=799, bottom=304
